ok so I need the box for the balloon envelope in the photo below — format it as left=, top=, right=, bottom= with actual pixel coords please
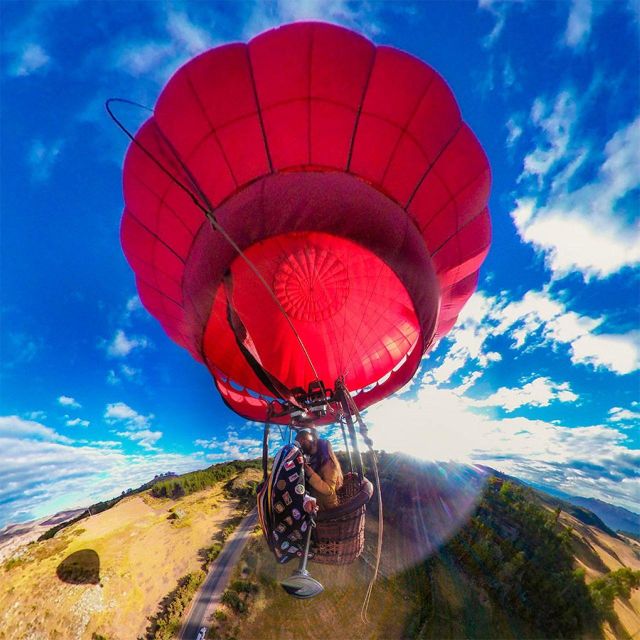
left=120, top=22, right=491, bottom=422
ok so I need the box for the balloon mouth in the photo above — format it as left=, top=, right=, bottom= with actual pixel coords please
left=206, top=229, right=422, bottom=397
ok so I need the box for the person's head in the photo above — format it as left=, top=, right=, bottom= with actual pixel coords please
left=315, top=438, right=343, bottom=490
left=295, top=427, right=318, bottom=455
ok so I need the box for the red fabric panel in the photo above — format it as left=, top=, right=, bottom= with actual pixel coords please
left=308, top=23, right=374, bottom=168
left=405, top=73, right=461, bottom=172
left=155, top=42, right=269, bottom=189
left=432, top=207, right=491, bottom=288
left=249, top=23, right=311, bottom=169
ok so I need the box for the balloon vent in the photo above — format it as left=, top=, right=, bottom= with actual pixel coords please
left=273, top=246, right=349, bottom=321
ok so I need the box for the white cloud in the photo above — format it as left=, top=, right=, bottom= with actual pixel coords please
left=116, top=10, right=213, bottom=82
left=26, top=410, right=47, bottom=421
left=116, top=429, right=163, bottom=451
left=104, top=402, right=152, bottom=430
left=506, top=116, right=523, bottom=147
left=104, top=329, right=149, bottom=358
left=514, top=102, right=640, bottom=280
left=496, top=288, right=639, bottom=375
left=195, top=429, right=262, bottom=461
left=427, top=292, right=502, bottom=386
left=120, top=364, right=141, bottom=381
left=107, top=364, right=143, bottom=385
left=521, top=92, right=577, bottom=185
left=570, top=330, right=640, bottom=375
left=0, top=415, right=202, bottom=528
left=166, top=11, right=211, bottom=53
left=9, top=42, right=50, bottom=76
left=430, top=287, right=638, bottom=379
left=28, top=139, right=63, bottom=181
left=66, top=417, right=90, bottom=428
left=125, top=295, right=143, bottom=315
left=365, top=379, right=639, bottom=512
left=564, top=0, right=593, bottom=48
left=478, top=0, right=513, bottom=49
left=242, top=0, right=383, bottom=39
left=118, top=41, right=172, bottom=76
left=608, top=407, right=640, bottom=423
left=58, top=395, right=81, bottom=409
left=0, top=415, right=71, bottom=444
left=471, top=377, right=578, bottom=412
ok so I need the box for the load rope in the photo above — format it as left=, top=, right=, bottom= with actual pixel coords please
left=337, top=380, right=383, bottom=624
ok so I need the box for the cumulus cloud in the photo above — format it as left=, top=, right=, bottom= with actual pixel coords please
left=104, top=402, right=153, bottom=430
left=0, top=415, right=71, bottom=444
left=0, top=415, right=202, bottom=528
left=564, top=0, right=593, bottom=48
left=513, top=96, right=640, bottom=280
left=104, top=329, right=149, bottom=358
left=365, top=379, right=639, bottom=512
left=27, top=139, right=63, bottom=181
left=115, top=429, right=163, bottom=451
left=195, top=429, right=262, bottom=461
left=26, top=410, right=47, bottom=421
left=470, top=377, right=578, bottom=412
left=242, top=0, right=384, bottom=39
left=427, top=292, right=502, bottom=386
left=65, top=417, right=90, bottom=428
left=58, top=395, right=81, bottom=409
left=429, top=287, right=638, bottom=381
left=116, top=10, right=213, bottom=82
left=107, top=364, right=143, bottom=386
left=9, top=42, right=51, bottom=76
left=608, top=407, right=640, bottom=423
left=495, top=289, right=640, bottom=375
left=104, top=402, right=162, bottom=450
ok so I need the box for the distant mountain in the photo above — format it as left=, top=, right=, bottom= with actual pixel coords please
left=477, top=465, right=631, bottom=537
left=516, top=478, right=640, bottom=536
left=559, top=495, right=640, bottom=536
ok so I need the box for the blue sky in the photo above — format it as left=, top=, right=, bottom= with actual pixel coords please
left=1, top=0, right=638, bottom=528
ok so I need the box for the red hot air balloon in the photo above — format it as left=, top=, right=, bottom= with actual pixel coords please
left=118, top=21, right=491, bottom=424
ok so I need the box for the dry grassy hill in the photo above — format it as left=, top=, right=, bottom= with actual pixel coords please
left=559, top=509, right=640, bottom=639
left=1, top=458, right=637, bottom=640
left=0, top=478, right=245, bottom=640
left=207, top=462, right=640, bottom=640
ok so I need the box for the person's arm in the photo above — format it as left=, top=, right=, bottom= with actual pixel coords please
left=306, top=462, right=338, bottom=497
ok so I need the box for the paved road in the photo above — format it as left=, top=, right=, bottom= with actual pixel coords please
left=179, top=508, right=258, bottom=640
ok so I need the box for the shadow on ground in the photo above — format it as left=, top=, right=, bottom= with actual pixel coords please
left=56, top=549, right=100, bottom=584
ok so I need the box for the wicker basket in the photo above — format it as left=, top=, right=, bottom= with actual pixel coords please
left=311, top=473, right=374, bottom=565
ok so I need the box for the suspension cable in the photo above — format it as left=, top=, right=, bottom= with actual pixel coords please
left=336, top=379, right=383, bottom=624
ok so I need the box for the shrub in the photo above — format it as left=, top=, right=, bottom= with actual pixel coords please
left=146, top=571, right=206, bottom=639
left=221, top=589, right=246, bottom=614
left=230, top=579, right=258, bottom=594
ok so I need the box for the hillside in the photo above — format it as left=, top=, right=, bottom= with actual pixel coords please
left=1, top=455, right=637, bottom=640
left=209, top=454, right=639, bottom=640
left=0, top=462, right=260, bottom=640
